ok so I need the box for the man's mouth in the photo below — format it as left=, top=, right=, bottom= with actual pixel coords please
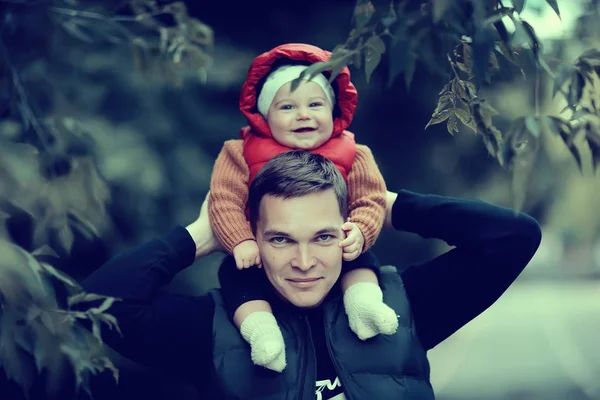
left=293, top=127, right=316, bottom=133
left=287, top=277, right=321, bottom=288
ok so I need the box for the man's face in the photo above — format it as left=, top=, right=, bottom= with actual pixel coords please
left=255, top=189, right=344, bottom=308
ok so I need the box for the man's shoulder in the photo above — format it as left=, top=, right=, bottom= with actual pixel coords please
left=378, top=265, right=404, bottom=287
left=205, top=288, right=224, bottom=303
left=380, top=265, right=399, bottom=274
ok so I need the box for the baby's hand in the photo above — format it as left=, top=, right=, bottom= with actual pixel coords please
left=233, top=240, right=262, bottom=269
left=339, top=222, right=364, bottom=262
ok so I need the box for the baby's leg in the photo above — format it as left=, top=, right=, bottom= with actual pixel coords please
left=233, top=300, right=272, bottom=328
left=341, top=250, right=399, bottom=340
left=218, top=255, right=286, bottom=372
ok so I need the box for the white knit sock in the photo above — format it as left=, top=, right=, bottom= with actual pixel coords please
left=343, top=282, right=399, bottom=341
left=240, top=311, right=287, bottom=372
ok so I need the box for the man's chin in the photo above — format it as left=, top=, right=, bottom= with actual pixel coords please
left=286, top=291, right=326, bottom=308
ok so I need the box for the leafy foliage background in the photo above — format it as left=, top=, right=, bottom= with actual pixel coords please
left=1, top=0, right=599, bottom=399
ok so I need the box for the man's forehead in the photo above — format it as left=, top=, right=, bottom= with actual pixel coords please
left=258, top=191, right=343, bottom=231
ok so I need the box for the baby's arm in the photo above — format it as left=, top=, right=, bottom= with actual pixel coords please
left=209, top=140, right=261, bottom=268
left=341, top=144, right=387, bottom=288
left=345, top=144, right=387, bottom=253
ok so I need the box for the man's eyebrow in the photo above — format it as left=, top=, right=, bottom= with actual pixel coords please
left=315, top=227, right=340, bottom=235
left=263, top=230, right=291, bottom=238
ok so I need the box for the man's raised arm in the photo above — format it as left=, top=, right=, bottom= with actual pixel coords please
left=79, top=195, right=219, bottom=384
left=386, top=190, right=541, bottom=351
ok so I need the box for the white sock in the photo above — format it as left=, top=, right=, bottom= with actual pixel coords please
left=240, top=311, right=287, bottom=372
left=343, top=282, right=399, bottom=341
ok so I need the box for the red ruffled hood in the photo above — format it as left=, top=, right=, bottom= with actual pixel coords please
left=239, top=43, right=358, bottom=138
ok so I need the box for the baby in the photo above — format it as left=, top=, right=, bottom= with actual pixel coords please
left=209, top=43, right=398, bottom=372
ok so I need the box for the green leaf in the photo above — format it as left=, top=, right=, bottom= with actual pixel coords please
left=472, top=25, right=496, bottom=89
left=353, top=51, right=362, bottom=69
left=425, top=109, right=452, bottom=129
left=404, top=53, right=417, bottom=91
left=58, top=225, right=74, bottom=253
left=553, top=64, right=576, bottom=98
left=353, top=0, right=375, bottom=30
left=328, top=49, right=356, bottom=82
left=568, top=72, right=585, bottom=108
left=96, top=297, right=118, bottom=313
left=524, top=116, right=541, bottom=137
left=587, top=133, right=600, bottom=172
left=544, top=0, right=560, bottom=19
left=451, top=79, right=468, bottom=101
left=38, top=263, right=79, bottom=293
left=31, top=245, right=59, bottom=258
left=493, top=19, right=511, bottom=44
left=387, top=25, right=409, bottom=87
left=512, top=0, right=526, bottom=13
left=432, top=0, right=454, bottom=22
left=579, top=48, right=600, bottom=62
left=291, top=62, right=328, bottom=92
left=546, top=116, right=583, bottom=172
left=364, top=35, right=385, bottom=83
left=446, top=114, right=459, bottom=135
left=433, top=94, right=452, bottom=114
left=365, top=35, right=386, bottom=53
left=68, top=292, right=111, bottom=307
left=455, top=108, right=477, bottom=133
left=364, top=48, right=382, bottom=83
left=510, top=19, right=532, bottom=48
left=494, top=42, right=520, bottom=66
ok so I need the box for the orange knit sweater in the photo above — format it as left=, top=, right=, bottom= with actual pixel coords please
left=208, top=140, right=386, bottom=253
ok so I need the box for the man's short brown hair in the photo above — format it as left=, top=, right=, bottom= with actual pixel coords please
left=248, top=150, right=347, bottom=232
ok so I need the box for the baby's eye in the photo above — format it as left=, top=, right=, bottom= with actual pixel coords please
left=310, top=102, right=323, bottom=107
left=280, top=104, right=293, bottom=110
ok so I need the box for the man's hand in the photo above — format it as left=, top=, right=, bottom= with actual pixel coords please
left=339, top=222, right=364, bottom=262
left=233, top=240, right=262, bottom=269
left=185, top=191, right=223, bottom=259
left=384, top=190, right=398, bottom=229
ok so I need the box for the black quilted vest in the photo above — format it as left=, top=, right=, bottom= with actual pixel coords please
left=210, top=266, right=434, bottom=399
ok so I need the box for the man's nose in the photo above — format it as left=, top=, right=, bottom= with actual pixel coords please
left=292, top=244, right=316, bottom=271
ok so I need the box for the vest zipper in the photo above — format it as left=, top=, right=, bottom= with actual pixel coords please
left=298, top=316, right=317, bottom=400
left=324, top=303, right=352, bottom=400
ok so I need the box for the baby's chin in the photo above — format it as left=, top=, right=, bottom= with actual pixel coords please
left=290, top=136, right=332, bottom=150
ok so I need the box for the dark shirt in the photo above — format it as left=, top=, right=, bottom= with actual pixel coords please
left=80, top=190, right=541, bottom=398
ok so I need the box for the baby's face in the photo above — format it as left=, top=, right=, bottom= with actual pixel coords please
left=266, top=81, right=334, bottom=150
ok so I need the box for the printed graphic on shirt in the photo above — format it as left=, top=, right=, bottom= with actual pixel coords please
left=316, top=377, right=346, bottom=400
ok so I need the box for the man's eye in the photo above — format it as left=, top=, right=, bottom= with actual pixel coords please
left=271, top=237, right=287, bottom=244
left=317, top=234, right=333, bottom=242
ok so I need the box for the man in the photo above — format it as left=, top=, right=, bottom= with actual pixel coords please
left=81, top=150, right=542, bottom=399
